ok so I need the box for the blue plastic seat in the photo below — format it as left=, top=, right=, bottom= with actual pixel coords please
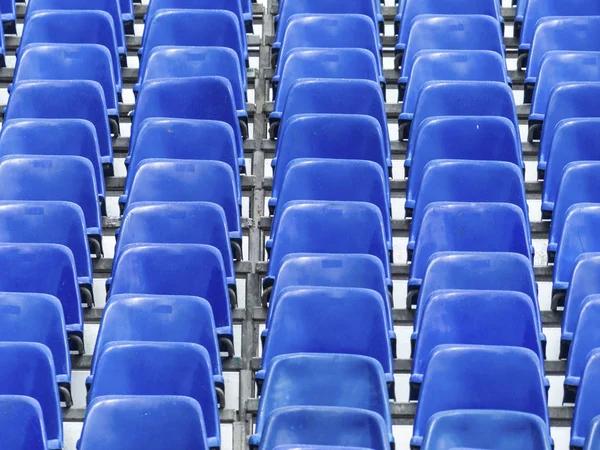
left=120, top=0, right=134, bottom=33
left=20, top=11, right=122, bottom=93
left=411, top=290, right=545, bottom=401
left=4, top=80, right=113, bottom=169
left=123, top=119, right=240, bottom=206
left=0, top=17, right=7, bottom=66
left=131, top=77, right=245, bottom=168
left=408, top=161, right=529, bottom=256
left=584, top=416, right=600, bottom=450
left=0, top=396, right=48, bottom=450
left=88, top=342, right=220, bottom=448
left=571, top=351, right=600, bottom=448
left=256, top=287, right=394, bottom=393
left=14, top=44, right=119, bottom=121
left=108, top=244, right=233, bottom=345
left=403, top=81, right=518, bottom=147
left=543, top=119, right=600, bottom=217
left=406, top=116, right=522, bottom=201
left=0, top=343, right=62, bottom=449
left=115, top=202, right=236, bottom=286
left=525, top=17, right=600, bottom=92
left=80, top=396, right=209, bottom=450
left=251, top=354, right=392, bottom=447
left=0, top=155, right=102, bottom=245
left=259, top=406, right=389, bottom=450
left=411, top=345, right=549, bottom=448
left=421, top=410, right=552, bottom=450
left=270, top=48, right=383, bottom=124
left=0, top=119, right=105, bottom=203
left=264, top=201, right=390, bottom=289
left=269, top=160, right=391, bottom=250
left=398, top=15, right=504, bottom=79
left=273, top=114, right=389, bottom=184
left=0, top=0, right=16, bottom=33
left=409, top=203, right=532, bottom=292
left=124, top=160, right=241, bottom=246
left=87, top=294, right=223, bottom=394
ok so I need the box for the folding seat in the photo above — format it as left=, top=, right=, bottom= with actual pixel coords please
left=411, top=290, right=545, bottom=401
left=0, top=156, right=102, bottom=253
left=0, top=343, right=62, bottom=449
left=131, top=77, right=246, bottom=166
left=115, top=202, right=236, bottom=288
left=88, top=342, right=220, bottom=448
left=272, top=80, right=390, bottom=165
left=270, top=48, right=383, bottom=125
left=0, top=119, right=105, bottom=205
left=405, top=116, right=522, bottom=199
left=401, top=81, right=518, bottom=145
left=411, top=345, right=549, bottom=448
left=273, top=114, right=389, bottom=182
left=561, top=254, right=600, bottom=358
left=409, top=203, right=532, bottom=293
left=273, top=15, right=383, bottom=80
left=408, top=161, right=529, bottom=256
left=421, top=410, right=552, bottom=450
left=263, top=201, right=390, bottom=290
left=19, top=11, right=123, bottom=94
left=14, top=44, right=120, bottom=130
left=123, top=119, right=240, bottom=208
left=251, top=354, right=393, bottom=446
left=525, top=17, right=600, bottom=92
left=4, top=80, right=114, bottom=170
left=571, top=351, right=600, bottom=448
left=80, top=396, right=209, bottom=450
left=256, top=287, right=394, bottom=395
left=120, top=0, right=134, bottom=34
left=258, top=406, right=389, bottom=450
left=537, top=83, right=600, bottom=178
left=123, top=160, right=242, bottom=251
left=585, top=417, right=600, bottom=450
left=0, top=19, right=6, bottom=67
left=108, top=244, right=233, bottom=348
left=543, top=119, right=600, bottom=219
left=0, top=396, right=49, bottom=450
left=397, top=15, right=504, bottom=79
left=87, top=295, right=224, bottom=403
left=0, top=244, right=83, bottom=351
left=0, top=0, right=15, bottom=34
left=269, top=160, right=391, bottom=251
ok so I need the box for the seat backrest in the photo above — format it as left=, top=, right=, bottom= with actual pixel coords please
left=566, top=299, right=600, bottom=389
left=571, top=350, right=600, bottom=448
left=584, top=415, right=600, bottom=450
left=0, top=396, right=48, bottom=450
left=80, top=396, right=209, bottom=450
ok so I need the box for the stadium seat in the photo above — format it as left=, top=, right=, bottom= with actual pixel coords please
left=400, top=50, right=509, bottom=110
left=270, top=48, right=383, bottom=124
left=263, top=201, right=390, bottom=290
left=256, top=287, right=394, bottom=394
left=397, top=15, right=504, bottom=78
left=402, top=81, right=518, bottom=146
left=405, top=116, right=523, bottom=202
left=0, top=343, right=62, bottom=449
left=561, top=254, right=600, bottom=358
left=411, top=290, right=545, bottom=400
left=4, top=80, right=113, bottom=170
left=88, top=342, right=220, bottom=448
left=421, top=410, right=552, bottom=450
left=0, top=0, right=15, bottom=33
left=0, top=396, right=49, bottom=450
left=0, top=119, right=105, bottom=204
left=258, top=406, right=389, bottom=450
left=408, top=161, right=529, bottom=256
left=123, top=119, right=240, bottom=206
left=87, top=295, right=224, bottom=398
left=131, top=77, right=246, bottom=166
left=79, top=396, right=209, bottom=450
left=272, top=114, right=389, bottom=184
left=0, top=156, right=102, bottom=251
left=108, top=244, right=233, bottom=347
left=19, top=11, right=122, bottom=93
left=123, top=160, right=242, bottom=249
left=409, top=203, right=532, bottom=292
left=120, top=0, right=134, bottom=33
left=250, top=354, right=392, bottom=446
left=585, top=416, right=600, bottom=450
left=411, top=345, right=549, bottom=448
left=571, top=351, right=600, bottom=448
